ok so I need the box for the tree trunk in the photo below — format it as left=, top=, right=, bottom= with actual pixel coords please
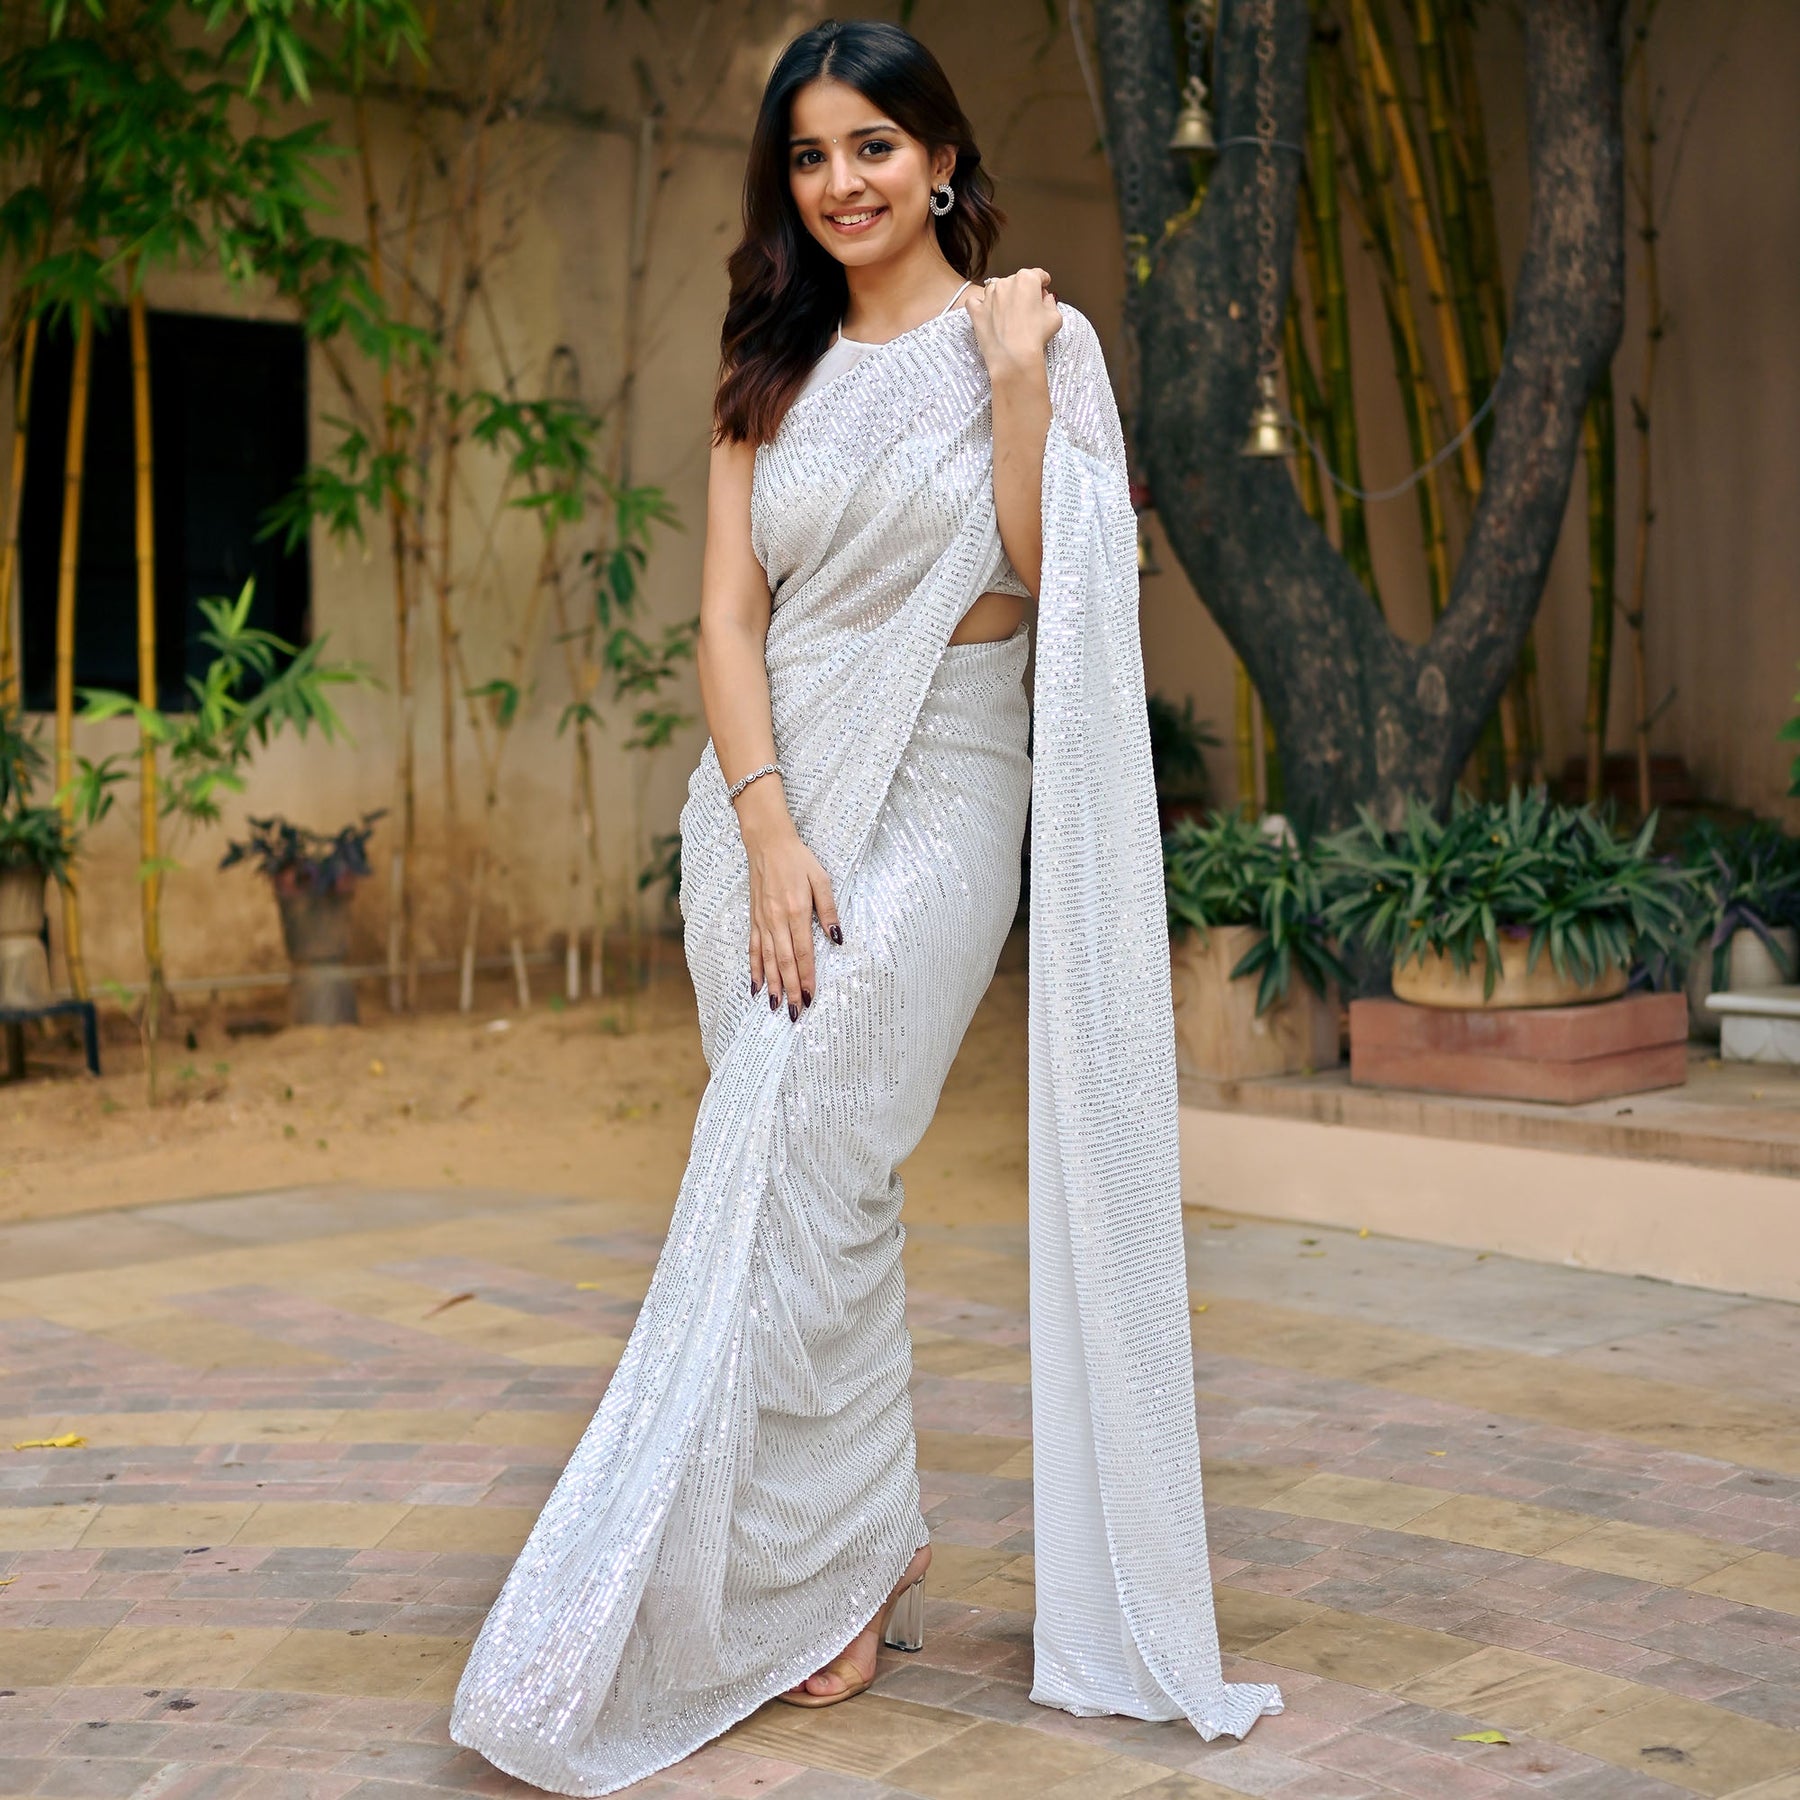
left=1092, top=0, right=1624, bottom=833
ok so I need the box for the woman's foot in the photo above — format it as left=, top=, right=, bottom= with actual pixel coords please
left=787, top=1544, right=931, bottom=1701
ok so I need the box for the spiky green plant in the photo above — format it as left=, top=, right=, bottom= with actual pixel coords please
left=1326, top=788, right=1693, bottom=999
left=1163, top=811, right=1350, bottom=1016
left=0, top=705, right=70, bottom=880
left=1676, top=819, right=1800, bottom=990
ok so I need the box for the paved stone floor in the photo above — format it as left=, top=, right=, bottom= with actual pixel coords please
left=1, top=1177, right=1799, bottom=1798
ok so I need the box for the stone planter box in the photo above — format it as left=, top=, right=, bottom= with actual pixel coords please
left=1685, top=926, right=1798, bottom=1042
left=1171, top=923, right=1340, bottom=1082
left=1706, top=986, right=1800, bottom=1065
left=1351, top=990, right=1688, bottom=1104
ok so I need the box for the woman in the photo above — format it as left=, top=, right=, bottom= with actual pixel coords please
left=451, top=20, right=1281, bottom=1795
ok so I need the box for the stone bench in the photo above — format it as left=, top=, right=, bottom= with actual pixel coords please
left=1706, top=985, right=1800, bottom=1065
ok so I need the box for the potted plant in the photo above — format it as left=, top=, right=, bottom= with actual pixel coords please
left=1327, top=788, right=1693, bottom=1009
left=1676, top=819, right=1800, bottom=1040
left=1148, top=693, right=1218, bottom=831
left=1163, top=810, right=1349, bottom=1079
left=0, top=707, right=71, bottom=1009
left=221, top=813, right=384, bottom=1025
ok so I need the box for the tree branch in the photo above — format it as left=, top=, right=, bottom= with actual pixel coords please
left=1427, top=0, right=1625, bottom=765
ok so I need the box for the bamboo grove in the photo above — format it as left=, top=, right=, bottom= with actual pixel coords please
left=1182, top=0, right=1674, bottom=818
left=0, top=0, right=715, bottom=1086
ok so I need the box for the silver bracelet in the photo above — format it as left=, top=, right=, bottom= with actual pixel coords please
left=726, top=761, right=780, bottom=803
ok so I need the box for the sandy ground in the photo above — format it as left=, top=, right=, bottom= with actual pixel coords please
left=0, top=936, right=1031, bottom=1232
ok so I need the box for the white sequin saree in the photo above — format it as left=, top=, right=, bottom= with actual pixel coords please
left=450, top=305, right=1281, bottom=1795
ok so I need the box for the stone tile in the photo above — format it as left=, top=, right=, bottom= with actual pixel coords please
left=1691, top=1552, right=1800, bottom=1618
left=1543, top=1522, right=1752, bottom=1590
left=0, top=1629, right=110, bottom=1686
left=1266, top=1474, right=1448, bottom=1532
left=1548, top=1691, right=1800, bottom=1796
left=1406, top=1495, right=1593, bottom=1558
left=883, top=1718, right=1163, bottom=1799
left=65, top=1626, right=290, bottom=1688
left=1252, top=1610, right=1473, bottom=1692
left=240, top=1630, right=464, bottom=1698
left=1392, top=1646, right=1644, bottom=1733
left=723, top=1695, right=974, bottom=1780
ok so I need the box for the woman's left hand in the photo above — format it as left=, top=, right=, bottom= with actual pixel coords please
left=965, top=268, right=1060, bottom=384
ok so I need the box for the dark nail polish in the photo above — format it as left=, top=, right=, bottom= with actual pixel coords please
left=828, top=924, right=843, bottom=945
left=801, top=988, right=813, bottom=1008
left=769, top=990, right=781, bottom=1012
left=750, top=978, right=760, bottom=998
left=787, top=1000, right=799, bottom=1022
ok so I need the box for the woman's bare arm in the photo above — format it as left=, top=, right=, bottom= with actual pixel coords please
left=697, top=436, right=840, bottom=1020
left=965, top=270, right=1060, bottom=595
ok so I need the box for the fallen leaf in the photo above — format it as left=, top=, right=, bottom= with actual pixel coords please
left=1454, top=1730, right=1510, bottom=1745
left=1358, top=1227, right=1370, bottom=1237
left=1190, top=1302, right=1209, bottom=1313
left=576, top=1282, right=603, bottom=1291
left=369, top=1059, right=387, bottom=1077
left=1207, top=1222, right=1235, bottom=1231
left=1299, top=1250, right=1326, bottom=1258
left=1299, top=1237, right=1319, bottom=1245
left=423, top=1292, right=476, bottom=1318
left=13, top=1434, right=86, bottom=1451
left=1426, top=1449, right=1447, bottom=1456
left=0, top=1574, right=17, bottom=1585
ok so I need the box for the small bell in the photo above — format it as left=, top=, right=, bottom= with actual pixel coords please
left=1240, top=374, right=1294, bottom=458
left=1137, top=526, right=1163, bottom=577
left=1167, top=76, right=1217, bottom=156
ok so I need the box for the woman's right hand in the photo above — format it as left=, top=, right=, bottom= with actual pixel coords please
left=738, top=781, right=841, bottom=1020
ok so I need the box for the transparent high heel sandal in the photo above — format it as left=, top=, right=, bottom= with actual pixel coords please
left=776, top=1572, right=926, bottom=1708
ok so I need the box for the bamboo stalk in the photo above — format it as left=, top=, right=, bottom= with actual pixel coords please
left=353, top=94, right=420, bottom=1016
left=1625, top=40, right=1662, bottom=819
left=54, top=310, right=92, bottom=1001
left=1304, top=40, right=1378, bottom=604
left=1446, top=0, right=1508, bottom=374
left=1414, top=0, right=1491, bottom=419
left=128, top=284, right=165, bottom=1099
left=1580, top=375, right=1617, bottom=801
left=1346, top=0, right=1452, bottom=617
left=0, top=313, right=37, bottom=708
left=1234, top=661, right=1256, bottom=820
left=1282, top=301, right=1327, bottom=527
left=1357, top=6, right=1482, bottom=504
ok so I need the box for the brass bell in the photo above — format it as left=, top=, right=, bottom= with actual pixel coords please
left=1137, top=525, right=1163, bottom=577
left=1168, top=76, right=1217, bottom=156
left=1240, top=375, right=1294, bottom=458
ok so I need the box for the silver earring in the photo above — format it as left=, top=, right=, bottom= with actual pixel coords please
left=929, top=181, right=954, bottom=217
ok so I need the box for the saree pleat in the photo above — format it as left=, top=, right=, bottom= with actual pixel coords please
left=450, top=305, right=1278, bottom=1796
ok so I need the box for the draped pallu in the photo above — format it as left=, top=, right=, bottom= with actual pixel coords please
left=450, top=305, right=1281, bottom=1797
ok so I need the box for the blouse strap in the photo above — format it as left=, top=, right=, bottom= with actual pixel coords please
left=938, top=278, right=973, bottom=315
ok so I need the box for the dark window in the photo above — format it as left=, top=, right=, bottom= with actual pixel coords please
left=18, top=308, right=309, bottom=713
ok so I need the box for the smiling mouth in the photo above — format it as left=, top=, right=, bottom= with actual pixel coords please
left=825, top=206, right=887, bottom=233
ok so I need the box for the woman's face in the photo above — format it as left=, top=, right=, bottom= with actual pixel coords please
left=786, top=77, right=954, bottom=269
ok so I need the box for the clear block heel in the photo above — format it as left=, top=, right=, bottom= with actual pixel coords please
left=882, top=1575, right=926, bottom=1652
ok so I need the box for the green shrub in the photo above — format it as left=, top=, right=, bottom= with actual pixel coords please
left=1325, top=788, right=1693, bottom=1000
left=1163, top=811, right=1350, bottom=1016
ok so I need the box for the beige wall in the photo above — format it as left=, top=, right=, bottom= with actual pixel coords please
left=6, top=0, right=1793, bottom=994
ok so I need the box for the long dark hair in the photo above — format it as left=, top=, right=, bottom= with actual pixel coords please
left=714, top=20, right=1003, bottom=446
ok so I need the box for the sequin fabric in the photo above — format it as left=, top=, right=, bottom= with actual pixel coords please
left=448, top=306, right=1279, bottom=1796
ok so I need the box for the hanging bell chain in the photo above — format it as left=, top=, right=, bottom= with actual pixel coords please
left=1239, top=0, right=1293, bottom=458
